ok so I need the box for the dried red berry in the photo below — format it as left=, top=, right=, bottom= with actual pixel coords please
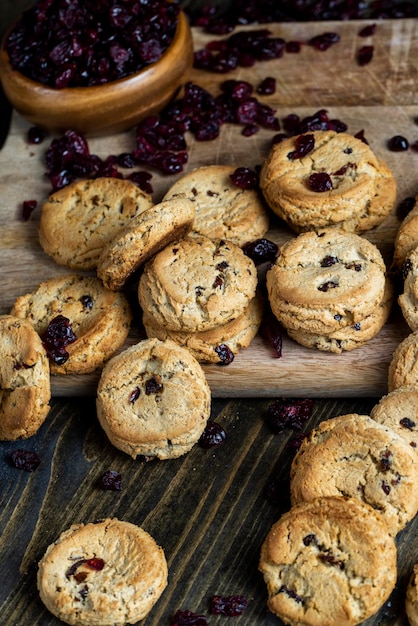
left=308, top=32, right=340, bottom=51
left=309, top=172, right=333, bottom=192
left=214, top=344, right=235, bottom=365
left=22, top=200, right=37, bottom=221
left=145, top=375, right=163, bottom=395
left=288, top=134, right=315, bottom=159
left=97, top=469, right=122, bottom=491
left=388, top=135, right=409, bottom=152
left=257, top=76, right=276, bottom=95
left=358, top=23, right=377, bottom=37
left=199, top=421, right=226, bottom=448
left=242, top=238, right=278, bottom=264
left=10, top=449, right=41, bottom=472
left=357, top=45, right=374, bottom=66
left=27, top=126, right=46, bottom=144
left=170, top=610, right=208, bottom=625
left=260, top=311, right=283, bottom=358
left=210, top=594, right=249, bottom=616
left=230, top=166, right=258, bottom=189
left=400, top=417, right=416, bottom=430
left=42, top=315, right=77, bottom=365
left=266, top=398, right=314, bottom=433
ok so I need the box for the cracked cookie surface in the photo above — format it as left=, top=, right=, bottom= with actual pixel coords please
left=138, top=235, right=258, bottom=332
left=259, top=496, right=397, bottom=626
left=289, top=413, right=418, bottom=536
left=96, top=338, right=211, bottom=460
left=260, top=130, right=396, bottom=233
left=370, top=385, right=418, bottom=451
left=37, top=518, right=168, bottom=626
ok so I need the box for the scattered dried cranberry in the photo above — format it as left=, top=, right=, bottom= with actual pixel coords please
left=357, top=45, right=374, bottom=66
left=42, top=315, right=77, bottom=365
left=214, top=344, right=235, bottom=365
left=288, top=134, right=315, bottom=160
left=170, top=610, right=208, bottom=626
left=308, top=32, right=340, bottom=51
left=10, top=449, right=41, bottom=472
left=358, top=23, right=377, bottom=37
left=22, top=200, right=37, bottom=221
left=257, top=76, right=276, bottom=95
left=199, top=421, right=226, bottom=448
left=309, top=172, right=333, bottom=192
left=286, top=40, right=302, bottom=53
left=286, top=431, right=308, bottom=452
left=230, top=166, right=258, bottom=189
left=97, top=469, right=122, bottom=491
left=7, top=0, right=180, bottom=88
left=242, top=238, right=278, bottom=264
left=260, top=311, right=283, bottom=358
left=265, top=398, right=314, bottom=433
left=210, top=595, right=248, bottom=616
left=388, top=135, right=409, bottom=151
left=27, top=126, right=46, bottom=144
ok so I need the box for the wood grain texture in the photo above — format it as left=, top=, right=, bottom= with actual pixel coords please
left=0, top=397, right=416, bottom=626
left=3, top=20, right=418, bottom=397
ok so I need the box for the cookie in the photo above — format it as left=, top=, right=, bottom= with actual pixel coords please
left=398, top=246, right=418, bottom=330
left=289, top=413, right=418, bottom=536
left=406, top=563, right=418, bottom=626
left=266, top=229, right=387, bottom=335
left=392, top=195, right=418, bottom=269
left=96, top=196, right=195, bottom=291
left=96, top=338, right=211, bottom=460
left=37, top=518, right=168, bottom=626
left=39, top=177, right=153, bottom=270
left=260, top=130, right=396, bottom=234
left=0, top=314, right=51, bottom=440
left=11, top=275, right=132, bottom=375
left=259, top=496, right=397, bottom=626
left=370, top=386, right=418, bottom=452
left=287, top=278, right=393, bottom=353
left=388, top=330, right=418, bottom=392
left=142, top=293, right=264, bottom=363
left=162, top=164, right=270, bottom=245
left=138, top=235, right=258, bottom=332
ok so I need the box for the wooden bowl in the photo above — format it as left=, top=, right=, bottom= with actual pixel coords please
left=0, top=10, right=194, bottom=136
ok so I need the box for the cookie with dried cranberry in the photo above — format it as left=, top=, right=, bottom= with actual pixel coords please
left=39, top=177, right=154, bottom=271
left=398, top=246, right=418, bottom=331
left=406, top=563, right=418, bottom=626
left=96, top=338, right=211, bottom=460
left=138, top=235, right=258, bottom=333
left=10, top=274, right=132, bottom=375
left=162, top=164, right=270, bottom=246
left=260, top=130, right=396, bottom=233
left=97, top=196, right=195, bottom=291
left=37, top=518, right=168, bottom=626
left=287, top=278, right=393, bottom=353
left=370, top=385, right=418, bottom=452
left=266, top=229, right=386, bottom=335
left=392, top=195, right=418, bottom=269
left=289, top=413, right=418, bottom=536
left=388, top=330, right=418, bottom=392
left=142, top=293, right=264, bottom=363
left=259, top=496, right=397, bottom=626
left=0, top=314, right=51, bottom=440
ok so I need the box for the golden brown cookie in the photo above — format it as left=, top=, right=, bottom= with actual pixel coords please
left=287, top=278, right=393, bottom=353
left=406, top=563, right=418, bottom=626
left=388, top=330, right=418, bottom=392
left=0, top=314, right=51, bottom=440
left=97, top=196, right=195, bottom=290
left=260, top=130, right=396, bottom=234
left=138, top=235, right=258, bottom=333
left=142, top=293, right=264, bottom=363
left=259, top=496, right=397, bottom=626
left=11, top=275, right=132, bottom=375
left=398, top=246, right=418, bottom=331
left=37, top=518, right=168, bottom=626
left=39, top=177, right=153, bottom=270
left=392, top=195, right=418, bottom=269
left=96, top=338, right=211, bottom=460
left=163, top=164, right=270, bottom=245
left=289, top=413, right=418, bottom=536
left=266, top=229, right=387, bottom=335
left=370, top=385, right=418, bottom=452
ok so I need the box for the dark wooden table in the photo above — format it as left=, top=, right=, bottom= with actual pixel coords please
left=0, top=395, right=416, bottom=625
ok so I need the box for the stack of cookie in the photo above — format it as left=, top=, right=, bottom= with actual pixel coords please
left=266, top=228, right=392, bottom=353
left=260, top=129, right=397, bottom=234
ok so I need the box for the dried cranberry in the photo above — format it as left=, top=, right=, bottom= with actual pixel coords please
left=318, top=280, right=338, bottom=292
left=320, top=255, right=339, bottom=267
left=286, top=40, right=302, bottom=53
left=400, top=417, right=416, bottom=430
left=358, top=23, right=377, bottom=37
left=210, top=595, right=248, bottom=616
left=170, top=610, right=209, bottom=625
left=265, top=398, right=314, bottom=433
left=279, top=585, right=304, bottom=604
left=229, top=166, right=258, bottom=189
left=388, top=135, right=409, bottom=151
left=97, top=469, right=122, bottom=491
left=214, top=344, right=235, bottom=365
left=66, top=558, right=105, bottom=580
left=309, top=172, right=333, bottom=192
left=286, top=431, right=308, bottom=452
left=22, top=200, right=37, bottom=221
left=257, top=76, right=276, bottom=95
left=42, top=315, right=77, bottom=365
left=260, top=311, right=283, bottom=358
left=308, top=32, right=340, bottom=51
left=27, top=126, right=46, bottom=144
left=129, top=387, right=141, bottom=404
left=145, top=375, right=163, bottom=395
left=79, top=295, right=93, bottom=310
left=357, top=45, right=374, bottom=66
left=242, top=238, right=278, bottom=264
left=10, top=449, right=41, bottom=472
left=288, top=134, right=315, bottom=160
left=199, top=421, right=226, bottom=448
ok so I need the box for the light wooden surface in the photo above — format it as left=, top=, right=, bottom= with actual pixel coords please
left=2, top=20, right=418, bottom=397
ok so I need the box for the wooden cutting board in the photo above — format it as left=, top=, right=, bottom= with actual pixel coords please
left=1, top=19, right=418, bottom=398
